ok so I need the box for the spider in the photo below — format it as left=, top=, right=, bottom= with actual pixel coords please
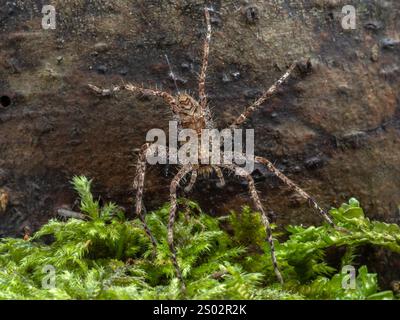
left=89, top=7, right=335, bottom=287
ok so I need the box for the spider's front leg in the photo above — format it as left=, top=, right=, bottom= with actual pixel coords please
left=229, top=62, right=297, bottom=129
left=88, top=83, right=180, bottom=114
left=88, top=84, right=122, bottom=96
left=134, top=143, right=158, bottom=249
left=168, top=165, right=193, bottom=290
left=255, top=156, right=334, bottom=226
left=124, top=84, right=181, bottom=113
left=198, top=7, right=212, bottom=110
left=222, top=164, right=283, bottom=284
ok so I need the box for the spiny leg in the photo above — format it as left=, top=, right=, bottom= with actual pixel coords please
left=88, top=84, right=122, bottom=96
left=223, top=164, right=283, bottom=284
left=168, top=165, right=193, bottom=288
left=255, top=156, right=334, bottom=226
left=134, top=143, right=158, bottom=248
left=212, top=165, right=225, bottom=188
left=230, top=63, right=297, bottom=129
left=88, top=83, right=180, bottom=114
left=124, top=84, right=180, bottom=113
left=184, top=170, right=198, bottom=193
left=198, top=7, right=212, bottom=110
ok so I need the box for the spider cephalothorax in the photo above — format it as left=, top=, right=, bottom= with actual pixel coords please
left=89, top=7, right=335, bottom=288
left=176, top=93, right=207, bottom=133
left=177, top=93, right=200, bottom=114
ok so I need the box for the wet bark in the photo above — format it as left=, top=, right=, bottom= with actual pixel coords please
left=0, top=0, right=399, bottom=250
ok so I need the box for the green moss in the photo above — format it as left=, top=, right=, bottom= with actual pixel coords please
left=0, top=178, right=398, bottom=300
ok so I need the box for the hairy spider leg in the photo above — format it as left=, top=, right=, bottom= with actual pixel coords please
left=198, top=7, right=212, bottom=110
left=222, top=164, right=283, bottom=284
left=255, top=156, right=334, bottom=226
left=168, top=165, right=194, bottom=290
left=184, top=170, right=198, bottom=193
left=212, top=165, right=226, bottom=187
left=230, top=63, right=297, bottom=129
left=134, top=143, right=158, bottom=248
left=88, top=83, right=181, bottom=114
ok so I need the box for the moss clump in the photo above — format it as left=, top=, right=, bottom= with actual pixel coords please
left=0, top=177, right=398, bottom=300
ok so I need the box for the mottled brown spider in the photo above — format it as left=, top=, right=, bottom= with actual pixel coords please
left=89, top=8, right=334, bottom=287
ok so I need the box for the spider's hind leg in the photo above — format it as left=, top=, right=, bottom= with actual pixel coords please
left=223, top=165, right=283, bottom=284
left=168, top=165, right=193, bottom=291
left=184, top=170, right=198, bottom=193
left=212, top=166, right=226, bottom=188
left=255, top=156, right=334, bottom=226
left=134, top=143, right=158, bottom=249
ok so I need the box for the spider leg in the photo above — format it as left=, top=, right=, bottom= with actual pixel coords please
left=184, top=170, right=198, bottom=193
left=198, top=7, right=212, bottom=110
left=88, top=84, right=122, bottom=96
left=134, top=143, right=158, bottom=248
left=88, top=83, right=180, bottom=114
left=255, top=156, right=334, bottom=226
left=124, top=84, right=180, bottom=113
left=229, top=63, right=297, bottom=129
left=168, top=165, right=193, bottom=289
left=223, top=164, right=283, bottom=284
left=212, top=165, right=226, bottom=188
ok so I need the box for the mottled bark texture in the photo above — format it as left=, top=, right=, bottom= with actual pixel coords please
left=0, top=0, right=399, bottom=250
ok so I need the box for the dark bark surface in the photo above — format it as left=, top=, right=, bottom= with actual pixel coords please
left=0, top=0, right=399, bottom=254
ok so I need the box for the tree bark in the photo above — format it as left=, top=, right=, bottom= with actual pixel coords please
left=0, top=0, right=399, bottom=244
